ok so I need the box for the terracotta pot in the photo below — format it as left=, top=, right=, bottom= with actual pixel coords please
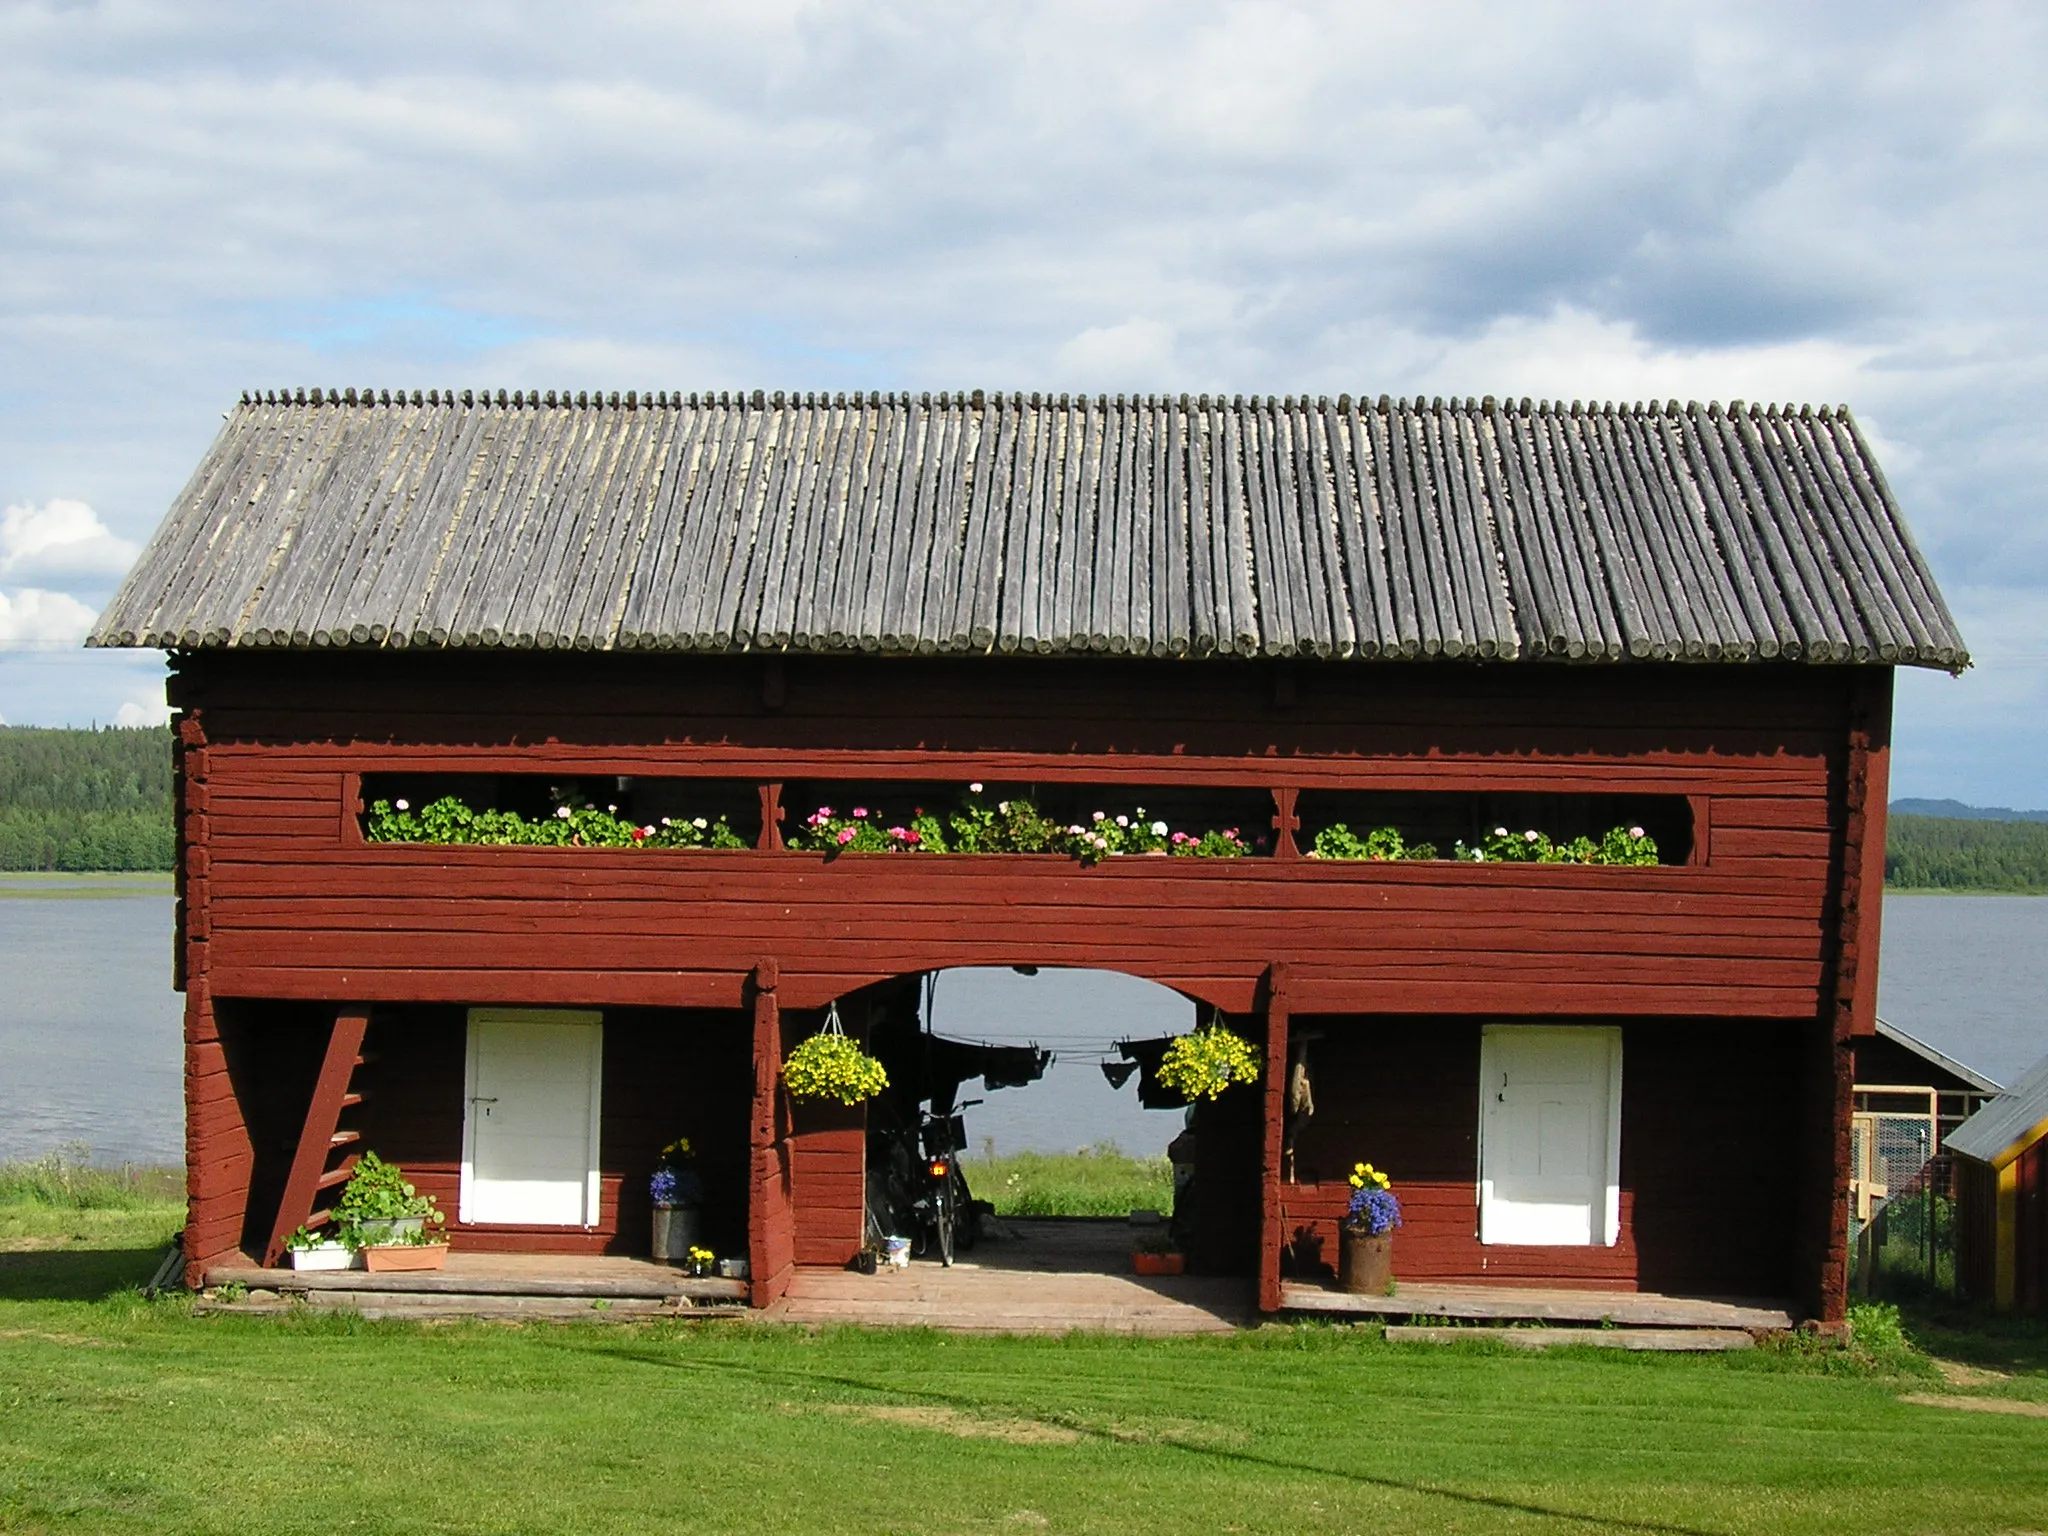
left=1338, top=1229, right=1392, bottom=1294
left=363, top=1243, right=449, bottom=1272
left=1132, top=1251, right=1186, bottom=1276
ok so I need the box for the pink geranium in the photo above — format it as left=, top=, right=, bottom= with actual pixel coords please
left=836, top=827, right=857, bottom=845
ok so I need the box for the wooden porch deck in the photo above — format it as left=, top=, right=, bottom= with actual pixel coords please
left=772, top=1217, right=1253, bottom=1335
left=1278, top=1279, right=1795, bottom=1331
left=195, top=1231, right=1795, bottom=1336
left=202, top=1252, right=749, bottom=1321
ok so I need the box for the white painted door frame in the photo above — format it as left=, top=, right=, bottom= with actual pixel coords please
left=460, top=1007, right=604, bottom=1227
left=1477, top=1024, right=1623, bottom=1247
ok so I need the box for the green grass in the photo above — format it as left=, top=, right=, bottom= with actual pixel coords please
left=5, top=1211, right=2048, bottom=1534
left=964, top=1145, right=1174, bottom=1216
left=0, top=1149, right=183, bottom=1210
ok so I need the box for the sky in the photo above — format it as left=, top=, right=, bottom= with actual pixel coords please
left=1, top=1, right=2043, bottom=801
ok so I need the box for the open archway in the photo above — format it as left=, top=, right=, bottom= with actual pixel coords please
left=771, top=966, right=1267, bottom=1291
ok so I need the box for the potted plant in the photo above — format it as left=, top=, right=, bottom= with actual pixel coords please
left=781, top=1005, right=889, bottom=1106
left=1339, top=1161, right=1402, bottom=1294
left=650, top=1137, right=707, bottom=1262
left=1131, top=1230, right=1186, bottom=1276
left=334, top=1152, right=449, bottom=1270
left=683, top=1245, right=716, bottom=1278
left=1155, top=1016, right=1262, bottom=1102
left=283, top=1224, right=358, bottom=1271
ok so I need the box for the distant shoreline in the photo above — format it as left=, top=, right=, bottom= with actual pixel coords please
left=1883, top=887, right=2048, bottom=897
left=0, top=873, right=175, bottom=899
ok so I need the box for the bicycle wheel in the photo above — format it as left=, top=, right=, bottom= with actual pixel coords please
left=951, top=1169, right=980, bottom=1252
left=934, top=1182, right=955, bottom=1267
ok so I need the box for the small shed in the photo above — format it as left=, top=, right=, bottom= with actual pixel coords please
left=1949, top=1052, right=2048, bottom=1311
left=1850, top=1017, right=2000, bottom=1226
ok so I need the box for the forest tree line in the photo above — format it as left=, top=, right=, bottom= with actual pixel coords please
left=4, top=723, right=2048, bottom=887
left=1882, top=813, right=2048, bottom=892
left=0, top=725, right=176, bottom=871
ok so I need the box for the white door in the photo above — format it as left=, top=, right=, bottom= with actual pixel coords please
left=1479, top=1025, right=1621, bottom=1246
left=462, top=1008, right=604, bottom=1226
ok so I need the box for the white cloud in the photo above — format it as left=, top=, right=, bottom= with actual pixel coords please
left=0, top=500, right=140, bottom=583
left=1394, top=304, right=1884, bottom=409
left=114, top=689, right=171, bottom=728
left=1055, top=318, right=1179, bottom=389
left=0, top=588, right=99, bottom=648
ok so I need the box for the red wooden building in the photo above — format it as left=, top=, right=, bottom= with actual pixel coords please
left=91, top=387, right=1966, bottom=1322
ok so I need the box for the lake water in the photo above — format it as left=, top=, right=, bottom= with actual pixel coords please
left=2, top=887, right=2045, bottom=1166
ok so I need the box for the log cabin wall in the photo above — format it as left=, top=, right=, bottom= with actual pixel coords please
left=1279, top=1018, right=1803, bottom=1294
left=206, top=1000, right=752, bottom=1260
left=172, top=649, right=1863, bottom=1015
left=171, top=648, right=1881, bottom=1305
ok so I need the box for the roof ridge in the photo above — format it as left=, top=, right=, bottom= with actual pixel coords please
left=234, top=388, right=1859, bottom=418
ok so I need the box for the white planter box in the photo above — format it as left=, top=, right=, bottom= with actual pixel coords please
left=288, top=1244, right=358, bottom=1271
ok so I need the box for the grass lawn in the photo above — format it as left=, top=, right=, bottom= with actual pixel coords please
left=964, top=1145, right=1174, bottom=1217
left=4, top=1196, right=2047, bottom=1533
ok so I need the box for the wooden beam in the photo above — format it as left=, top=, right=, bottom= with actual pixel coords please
left=1270, top=787, right=1301, bottom=860
left=1258, top=961, right=1291, bottom=1312
left=262, top=1004, right=370, bottom=1267
left=748, top=959, right=792, bottom=1306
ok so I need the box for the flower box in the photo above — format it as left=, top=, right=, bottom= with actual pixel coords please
left=352, top=1216, right=425, bottom=1245
left=363, top=1242, right=449, bottom=1273
left=290, top=1246, right=355, bottom=1271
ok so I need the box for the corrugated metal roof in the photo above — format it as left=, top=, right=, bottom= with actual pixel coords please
left=89, top=387, right=1968, bottom=667
left=1947, top=1051, right=2048, bottom=1167
left=1873, top=1017, right=2002, bottom=1094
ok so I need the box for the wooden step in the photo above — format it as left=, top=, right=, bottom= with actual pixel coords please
left=1279, top=1280, right=1794, bottom=1331
left=339, top=1092, right=364, bottom=1109
left=196, top=1295, right=745, bottom=1324
left=313, top=1160, right=358, bottom=1191
left=1386, top=1325, right=1757, bottom=1352
left=328, top=1129, right=360, bottom=1147
left=207, top=1263, right=748, bottom=1303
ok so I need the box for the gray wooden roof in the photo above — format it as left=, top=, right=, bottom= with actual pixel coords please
left=89, top=387, right=1967, bottom=667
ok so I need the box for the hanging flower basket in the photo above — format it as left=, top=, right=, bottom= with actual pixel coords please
left=782, top=1005, right=890, bottom=1105
left=1155, top=1018, right=1262, bottom=1102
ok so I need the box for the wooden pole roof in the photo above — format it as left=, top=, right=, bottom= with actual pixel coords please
left=90, top=387, right=1968, bottom=668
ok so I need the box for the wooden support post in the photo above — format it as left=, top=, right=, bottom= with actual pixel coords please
left=1270, top=787, right=1301, bottom=861
left=263, top=1004, right=370, bottom=1267
left=181, top=978, right=247, bottom=1286
left=1806, top=670, right=1892, bottom=1324
left=1258, top=961, right=1292, bottom=1313
left=748, top=959, right=792, bottom=1306
left=757, top=784, right=785, bottom=852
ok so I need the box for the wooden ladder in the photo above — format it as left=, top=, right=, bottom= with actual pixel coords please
left=263, top=1005, right=372, bottom=1267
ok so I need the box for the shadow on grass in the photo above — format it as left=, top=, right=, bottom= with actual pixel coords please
left=587, top=1341, right=1725, bottom=1536
left=1900, top=1296, right=2048, bottom=1377
left=0, top=1245, right=171, bottom=1302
